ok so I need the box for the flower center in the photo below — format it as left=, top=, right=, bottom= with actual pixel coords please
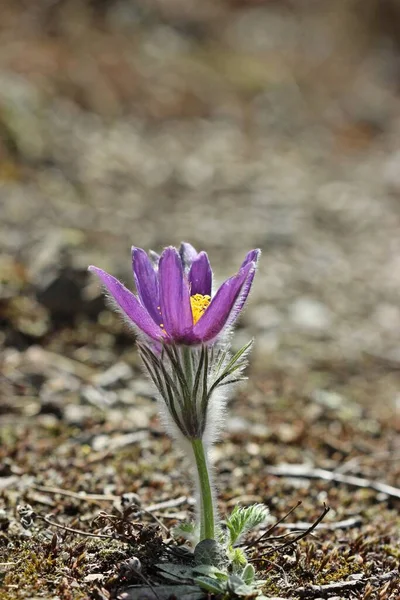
left=190, top=294, right=211, bottom=324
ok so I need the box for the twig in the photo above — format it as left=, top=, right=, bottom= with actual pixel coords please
left=250, top=504, right=330, bottom=560
left=146, top=496, right=188, bottom=513
left=294, top=570, right=399, bottom=598
left=34, top=486, right=187, bottom=514
left=152, top=511, right=187, bottom=520
left=266, top=464, right=400, bottom=500
left=256, top=530, right=308, bottom=543
left=277, top=515, right=363, bottom=532
left=369, top=570, right=400, bottom=586
left=140, top=507, right=170, bottom=533
left=242, top=501, right=302, bottom=550
left=295, top=579, right=365, bottom=598
left=127, top=569, right=162, bottom=600
left=363, top=349, right=400, bottom=370
left=33, top=485, right=119, bottom=503
left=335, top=450, right=400, bottom=474
left=252, top=557, right=289, bottom=586
left=38, top=515, right=116, bottom=540
left=34, top=485, right=184, bottom=534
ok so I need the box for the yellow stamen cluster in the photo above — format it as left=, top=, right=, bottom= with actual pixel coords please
left=190, top=294, right=211, bottom=324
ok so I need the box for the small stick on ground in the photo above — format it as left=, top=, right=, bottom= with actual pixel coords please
left=39, top=515, right=116, bottom=540
left=127, top=568, right=162, bottom=600
left=294, top=570, right=399, bottom=598
left=34, top=485, right=119, bottom=503
left=277, top=515, right=363, bottom=532
left=335, top=449, right=400, bottom=474
left=34, top=485, right=187, bottom=514
left=266, top=464, right=400, bottom=500
left=146, top=496, right=188, bottom=513
left=140, top=507, right=170, bottom=533
left=250, top=557, right=289, bottom=586
left=242, top=501, right=302, bottom=550
left=295, top=579, right=366, bottom=598
left=251, top=504, right=330, bottom=558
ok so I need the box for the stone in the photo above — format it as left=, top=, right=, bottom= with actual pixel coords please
left=290, top=297, right=332, bottom=335
left=93, top=362, right=133, bottom=389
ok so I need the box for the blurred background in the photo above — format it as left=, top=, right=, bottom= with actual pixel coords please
left=1, top=0, right=400, bottom=427
left=2, top=0, right=400, bottom=379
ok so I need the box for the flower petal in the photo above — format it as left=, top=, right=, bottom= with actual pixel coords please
left=159, top=247, right=193, bottom=340
left=193, top=262, right=254, bottom=342
left=225, top=264, right=257, bottom=330
left=241, top=248, right=261, bottom=269
left=88, top=266, right=163, bottom=341
left=235, top=249, right=260, bottom=313
left=188, top=251, right=212, bottom=296
left=132, top=247, right=161, bottom=324
left=179, top=242, right=198, bottom=269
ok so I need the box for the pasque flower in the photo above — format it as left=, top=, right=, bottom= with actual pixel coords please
left=88, top=243, right=259, bottom=345
left=89, top=243, right=259, bottom=543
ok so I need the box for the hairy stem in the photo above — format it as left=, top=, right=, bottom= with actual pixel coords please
left=191, top=438, right=215, bottom=541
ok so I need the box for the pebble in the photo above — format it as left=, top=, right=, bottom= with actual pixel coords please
left=277, top=423, right=303, bottom=443
left=348, top=573, right=365, bottom=581
left=383, top=149, right=400, bottom=194
left=226, top=416, right=249, bottom=434
left=251, top=423, right=271, bottom=438
left=64, top=404, right=94, bottom=424
left=93, top=362, right=133, bottom=389
left=131, top=378, right=156, bottom=398
left=290, top=297, right=333, bottom=335
left=80, top=385, right=118, bottom=408
left=373, top=303, right=400, bottom=331
left=245, top=302, right=283, bottom=331
left=91, top=431, right=148, bottom=452
left=0, top=73, right=47, bottom=161
left=311, top=389, right=345, bottom=410
left=83, top=574, right=105, bottom=582
left=253, top=330, right=280, bottom=356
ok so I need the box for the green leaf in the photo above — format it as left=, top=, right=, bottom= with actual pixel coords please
left=156, top=563, right=194, bottom=583
left=208, top=340, right=253, bottom=397
left=220, top=339, right=253, bottom=376
left=172, top=521, right=198, bottom=543
left=193, top=576, right=225, bottom=594
left=242, top=563, right=256, bottom=585
left=226, top=504, right=270, bottom=546
left=194, top=538, right=228, bottom=568
left=226, top=574, right=258, bottom=598
left=193, top=564, right=228, bottom=581
left=229, top=547, right=248, bottom=570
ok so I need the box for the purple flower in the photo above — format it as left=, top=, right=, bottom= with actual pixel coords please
left=89, top=243, right=259, bottom=345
